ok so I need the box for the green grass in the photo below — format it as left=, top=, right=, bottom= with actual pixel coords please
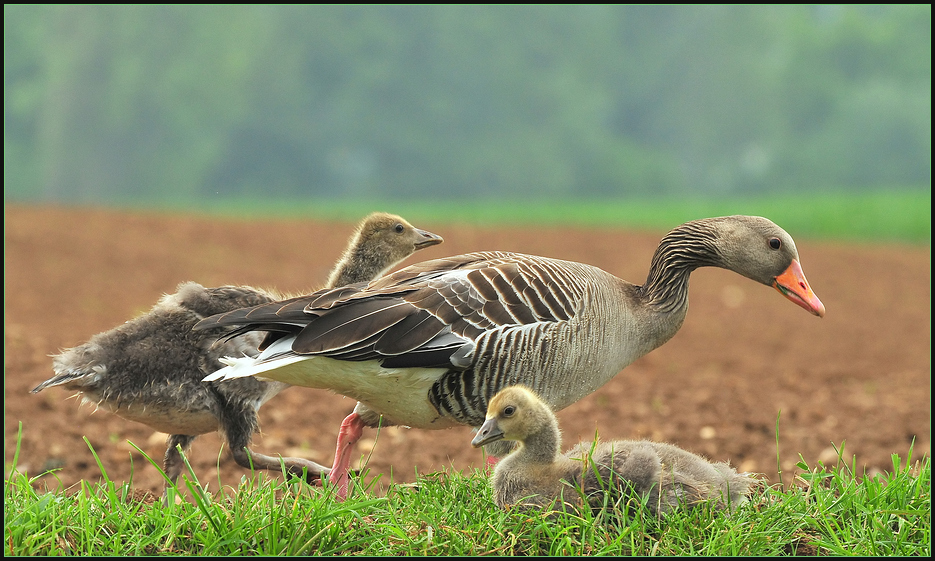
left=153, top=187, right=930, bottom=244
left=6, top=425, right=930, bottom=556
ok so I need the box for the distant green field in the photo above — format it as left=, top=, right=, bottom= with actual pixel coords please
left=142, top=188, right=931, bottom=244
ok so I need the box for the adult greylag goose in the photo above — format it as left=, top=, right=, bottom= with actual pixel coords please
left=31, top=212, right=443, bottom=501
left=197, top=215, right=824, bottom=500
left=472, top=385, right=758, bottom=515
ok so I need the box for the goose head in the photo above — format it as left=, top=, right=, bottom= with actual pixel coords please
left=327, top=212, right=444, bottom=288
left=646, top=215, right=825, bottom=317
left=713, top=216, right=825, bottom=317
left=471, top=385, right=556, bottom=449
left=353, top=212, right=444, bottom=262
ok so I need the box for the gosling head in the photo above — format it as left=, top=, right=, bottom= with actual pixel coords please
left=327, top=212, right=444, bottom=288
left=355, top=212, right=444, bottom=261
left=471, top=385, right=553, bottom=448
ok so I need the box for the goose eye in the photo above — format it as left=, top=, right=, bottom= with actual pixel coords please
left=768, top=237, right=781, bottom=250
left=503, top=405, right=516, bottom=417
left=395, top=223, right=404, bottom=233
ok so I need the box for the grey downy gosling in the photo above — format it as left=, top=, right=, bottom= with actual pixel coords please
left=195, top=215, right=823, bottom=502
left=472, top=385, right=758, bottom=516
left=31, top=212, right=443, bottom=501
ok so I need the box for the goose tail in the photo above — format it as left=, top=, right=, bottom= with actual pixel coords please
left=202, top=355, right=256, bottom=381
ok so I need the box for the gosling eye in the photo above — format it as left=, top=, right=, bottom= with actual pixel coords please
left=768, top=237, right=782, bottom=250
left=502, top=405, right=516, bottom=417
left=395, top=223, right=404, bottom=233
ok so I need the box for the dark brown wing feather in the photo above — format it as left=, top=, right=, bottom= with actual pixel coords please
left=193, top=251, right=580, bottom=370
left=373, top=309, right=446, bottom=355
left=292, top=299, right=412, bottom=354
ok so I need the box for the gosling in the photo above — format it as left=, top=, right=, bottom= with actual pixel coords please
left=32, top=212, right=443, bottom=501
left=472, top=385, right=758, bottom=516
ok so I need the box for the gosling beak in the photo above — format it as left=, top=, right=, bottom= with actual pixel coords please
left=773, top=259, right=825, bottom=317
left=414, top=229, right=444, bottom=249
left=471, top=418, right=504, bottom=448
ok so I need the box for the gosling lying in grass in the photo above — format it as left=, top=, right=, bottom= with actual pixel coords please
left=472, top=385, right=758, bottom=516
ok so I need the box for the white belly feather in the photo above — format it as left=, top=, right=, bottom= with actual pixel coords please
left=203, top=337, right=456, bottom=430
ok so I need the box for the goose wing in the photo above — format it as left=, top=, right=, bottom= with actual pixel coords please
left=195, top=251, right=585, bottom=370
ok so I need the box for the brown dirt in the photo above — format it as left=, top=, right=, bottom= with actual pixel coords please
left=4, top=205, right=930, bottom=498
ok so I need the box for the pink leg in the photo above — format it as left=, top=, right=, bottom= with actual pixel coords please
left=329, top=412, right=364, bottom=501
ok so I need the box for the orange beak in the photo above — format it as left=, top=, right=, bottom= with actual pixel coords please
left=772, top=259, right=825, bottom=317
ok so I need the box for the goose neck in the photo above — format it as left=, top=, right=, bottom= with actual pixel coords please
left=640, top=222, right=721, bottom=313
left=329, top=244, right=383, bottom=287
left=516, top=417, right=563, bottom=465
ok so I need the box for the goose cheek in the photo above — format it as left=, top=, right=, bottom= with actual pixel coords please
left=772, top=259, right=826, bottom=318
